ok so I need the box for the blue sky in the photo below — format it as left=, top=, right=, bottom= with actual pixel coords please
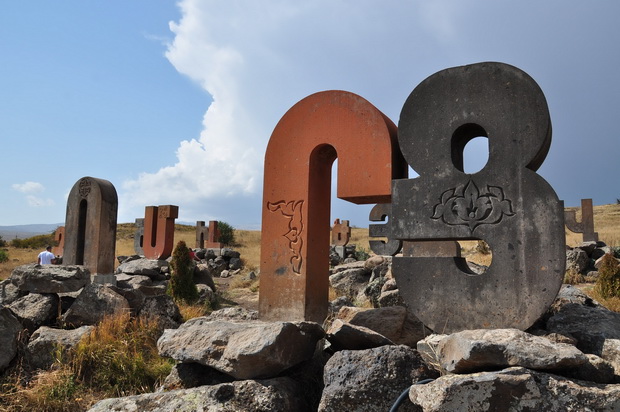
left=1, top=1, right=619, bottom=229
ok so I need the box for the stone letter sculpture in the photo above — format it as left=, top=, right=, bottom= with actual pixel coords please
left=331, top=219, right=351, bottom=246
left=368, top=203, right=402, bottom=256
left=52, top=226, right=65, bottom=257
left=133, top=218, right=144, bottom=256
left=196, top=221, right=209, bottom=249
left=565, top=198, right=599, bottom=242
left=206, top=221, right=222, bottom=248
left=63, top=177, right=118, bottom=282
left=391, top=62, right=565, bottom=332
left=142, top=205, right=178, bottom=260
left=259, top=90, right=407, bottom=322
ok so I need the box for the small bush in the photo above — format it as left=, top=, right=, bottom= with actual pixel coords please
left=217, top=221, right=235, bottom=246
left=596, top=253, right=620, bottom=299
left=564, top=268, right=584, bottom=285
left=11, top=233, right=55, bottom=249
left=354, top=247, right=370, bottom=261
left=0, top=249, right=8, bottom=263
left=168, top=240, right=198, bottom=304
left=0, top=236, right=6, bottom=247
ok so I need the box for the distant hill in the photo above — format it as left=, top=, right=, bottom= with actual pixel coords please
left=0, top=223, right=62, bottom=240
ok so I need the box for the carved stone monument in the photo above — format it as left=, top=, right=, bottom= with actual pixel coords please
left=259, top=90, right=407, bottom=322
left=390, top=62, right=565, bottom=333
left=331, top=219, right=351, bottom=246
left=142, top=205, right=178, bottom=260
left=52, top=226, right=65, bottom=257
left=565, top=198, right=599, bottom=242
left=368, top=203, right=402, bottom=256
left=196, top=220, right=223, bottom=249
left=133, top=218, right=144, bottom=256
left=63, top=177, right=118, bottom=284
left=195, top=221, right=209, bottom=249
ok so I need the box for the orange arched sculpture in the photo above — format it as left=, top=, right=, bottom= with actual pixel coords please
left=259, top=91, right=407, bottom=322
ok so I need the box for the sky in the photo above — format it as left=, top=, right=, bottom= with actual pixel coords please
left=1, top=1, right=619, bottom=230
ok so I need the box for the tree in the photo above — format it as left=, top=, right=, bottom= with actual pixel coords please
left=217, top=221, right=235, bottom=246
left=167, top=240, right=198, bottom=304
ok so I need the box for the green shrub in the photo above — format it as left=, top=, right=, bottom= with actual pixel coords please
left=217, top=221, right=235, bottom=246
left=354, top=247, right=370, bottom=261
left=0, top=236, right=6, bottom=247
left=11, top=233, right=55, bottom=249
left=596, top=253, right=620, bottom=299
left=0, top=249, right=8, bottom=263
left=168, top=240, right=198, bottom=304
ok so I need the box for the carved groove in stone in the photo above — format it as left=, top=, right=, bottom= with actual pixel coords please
left=432, top=180, right=515, bottom=233
left=267, top=200, right=304, bottom=274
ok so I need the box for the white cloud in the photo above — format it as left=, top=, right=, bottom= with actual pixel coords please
left=12, top=181, right=45, bottom=194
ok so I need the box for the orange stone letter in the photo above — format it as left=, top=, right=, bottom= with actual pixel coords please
left=142, top=205, right=178, bottom=260
left=259, top=91, right=407, bottom=322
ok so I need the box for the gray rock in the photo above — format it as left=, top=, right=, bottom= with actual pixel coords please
left=194, top=263, right=216, bottom=291
left=319, top=345, right=437, bottom=412
left=228, top=257, right=243, bottom=270
left=0, top=307, right=22, bottom=372
left=565, top=354, right=616, bottom=384
left=62, top=283, right=130, bottom=327
left=222, top=248, right=240, bottom=259
left=116, top=273, right=153, bottom=288
left=159, top=362, right=234, bottom=391
left=10, top=264, right=89, bottom=293
left=0, top=279, right=25, bottom=305
left=381, top=277, right=398, bottom=292
left=328, top=296, right=353, bottom=315
left=378, top=289, right=405, bottom=307
left=437, top=329, right=588, bottom=374
left=566, top=248, right=589, bottom=274
left=196, top=283, right=215, bottom=306
left=116, top=258, right=168, bottom=279
left=138, top=295, right=182, bottom=331
left=88, top=377, right=302, bottom=412
left=157, top=319, right=324, bottom=379
left=27, top=325, right=94, bottom=370
left=417, top=334, right=448, bottom=373
left=8, top=293, right=59, bottom=332
left=546, top=302, right=620, bottom=356
left=408, top=366, right=620, bottom=411
left=577, top=241, right=598, bottom=256
left=336, top=306, right=431, bottom=347
left=208, top=258, right=227, bottom=277
left=329, top=260, right=366, bottom=275
left=329, top=267, right=371, bottom=301
left=204, top=307, right=259, bottom=321
left=602, top=339, right=620, bottom=377
left=108, top=285, right=146, bottom=316
left=326, top=319, right=394, bottom=351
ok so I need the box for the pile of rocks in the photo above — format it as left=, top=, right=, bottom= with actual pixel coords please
left=566, top=240, right=618, bottom=280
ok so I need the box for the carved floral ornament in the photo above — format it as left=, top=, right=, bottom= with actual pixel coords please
left=78, top=178, right=91, bottom=198
left=431, top=180, right=515, bottom=233
left=267, top=200, right=304, bottom=274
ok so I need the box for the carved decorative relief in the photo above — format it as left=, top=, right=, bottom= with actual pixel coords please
left=432, top=180, right=514, bottom=233
left=78, top=178, right=91, bottom=198
left=267, top=200, right=304, bottom=274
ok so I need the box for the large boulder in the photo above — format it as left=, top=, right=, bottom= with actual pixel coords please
left=138, top=295, right=182, bottom=331
left=88, top=378, right=303, bottom=412
left=0, top=307, right=22, bottom=372
left=157, top=318, right=324, bottom=379
left=0, top=279, right=26, bottom=305
left=336, top=306, right=431, bottom=347
left=319, top=345, right=437, bottom=412
left=437, top=328, right=588, bottom=374
left=8, top=293, right=59, bottom=332
left=325, top=319, right=394, bottom=351
left=10, top=264, right=89, bottom=293
left=566, top=248, right=589, bottom=274
left=408, top=366, right=620, bottom=411
left=194, top=263, right=216, bottom=291
left=116, top=258, right=168, bottom=280
left=27, top=325, right=94, bottom=370
left=329, top=267, right=371, bottom=301
left=159, top=362, right=234, bottom=391
left=62, top=283, right=130, bottom=327
left=204, top=307, right=259, bottom=322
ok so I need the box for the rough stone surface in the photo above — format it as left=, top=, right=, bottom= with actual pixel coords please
left=329, top=268, right=371, bottom=299
left=138, top=295, right=182, bottom=330
left=89, top=377, right=302, bottom=412
left=157, top=319, right=324, bottom=379
left=62, top=283, right=130, bottom=327
left=602, top=339, right=620, bottom=377
left=108, top=286, right=146, bottom=316
left=378, top=289, right=405, bottom=307
left=325, top=319, right=394, bottom=350
left=319, top=345, right=437, bottom=412
left=336, top=305, right=431, bottom=347
left=409, top=367, right=620, bottom=411
left=0, top=307, right=22, bottom=372
left=546, top=302, right=620, bottom=356
left=566, top=248, right=590, bottom=274
left=10, top=264, right=90, bottom=293
left=8, top=293, right=59, bottom=331
left=0, top=279, right=25, bottom=306
left=27, top=325, right=94, bottom=370
left=194, top=263, right=216, bottom=291
left=438, top=328, right=588, bottom=374
left=160, top=362, right=235, bottom=391
left=204, top=307, right=259, bottom=322
left=116, top=258, right=168, bottom=279
left=116, top=273, right=152, bottom=288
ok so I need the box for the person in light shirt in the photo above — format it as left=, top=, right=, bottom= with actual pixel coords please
left=37, top=245, right=55, bottom=265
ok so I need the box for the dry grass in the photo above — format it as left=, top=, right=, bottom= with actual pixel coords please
left=565, top=203, right=620, bottom=247
left=0, top=247, right=38, bottom=281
